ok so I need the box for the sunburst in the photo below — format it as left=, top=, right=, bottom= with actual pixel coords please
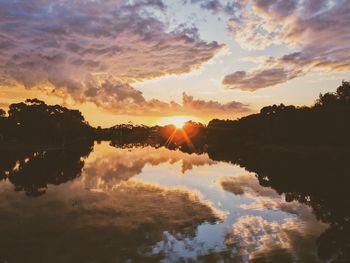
left=158, top=116, right=202, bottom=129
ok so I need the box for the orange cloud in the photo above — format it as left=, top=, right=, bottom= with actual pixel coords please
left=68, top=80, right=250, bottom=117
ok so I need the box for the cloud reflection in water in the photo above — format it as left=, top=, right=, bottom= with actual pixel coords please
left=0, top=142, right=328, bottom=262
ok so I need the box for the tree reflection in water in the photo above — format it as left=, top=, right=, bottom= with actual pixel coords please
left=207, top=144, right=350, bottom=262
left=0, top=141, right=349, bottom=262
left=0, top=142, right=220, bottom=262
left=0, top=141, right=94, bottom=196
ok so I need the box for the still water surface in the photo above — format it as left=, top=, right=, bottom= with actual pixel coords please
left=0, top=142, right=328, bottom=262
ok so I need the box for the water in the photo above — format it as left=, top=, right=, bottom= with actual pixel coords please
left=0, top=142, right=334, bottom=262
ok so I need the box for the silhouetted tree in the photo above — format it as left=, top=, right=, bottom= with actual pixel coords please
left=207, top=81, right=350, bottom=147
left=0, top=108, right=6, bottom=141
left=316, top=81, right=350, bottom=107
left=2, top=99, right=93, bottom=144
left=315, top=92, right=338, bottom=107
left=336, top=81, right=350, bottom=103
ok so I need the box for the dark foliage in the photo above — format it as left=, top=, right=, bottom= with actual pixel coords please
left=207, top=81, right=350, bottom=147
left=95, top=124, right=153, bottom=142
left=0, top=140, right=94, bottom=196
left=0, top=98, right=93, bottom=144
left=206, top=143, right=350, bottom=262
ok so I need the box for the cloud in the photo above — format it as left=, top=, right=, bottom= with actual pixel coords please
left=190, top=0, right=350, bottom=90
left=0, top=179, right=219, bottom=262
left=220, top=174, right=279, bottom=198
left=0, top=102, right=7, bottom=109
left=220, top=175, right=314, bottom=215
left=83, top=143, right=217, bottom=190
left=181, top=92, right=250, bottom=114
left=226, top=215, right=326, bottom=262
left=220, top=174, right=325, bottom=222
left=222, top=67, right=303, bottom=91
left=185, top=0, right=244, bottom=15
left=78, top=79, right=250, bottom=116
left=220, top=174, right=328, bottom=261
left=0, top=0, right=223, bottom=107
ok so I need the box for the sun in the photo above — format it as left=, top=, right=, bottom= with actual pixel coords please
left=172, top=116, right=188, bottom=128
left=158, top=116, right=202, bottom=128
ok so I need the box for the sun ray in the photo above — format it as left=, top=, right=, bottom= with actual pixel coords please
left=180, top=129, right=195, bottom=151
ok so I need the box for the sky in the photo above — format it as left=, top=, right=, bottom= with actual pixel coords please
left=0, top=0, right=349, bottom=127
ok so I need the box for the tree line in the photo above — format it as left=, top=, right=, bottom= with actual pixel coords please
left=207, top=81, right=350, bottom=147
left=0, top=98, right=93, bottom=144
left=1, top=81, right=350, bottom=147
